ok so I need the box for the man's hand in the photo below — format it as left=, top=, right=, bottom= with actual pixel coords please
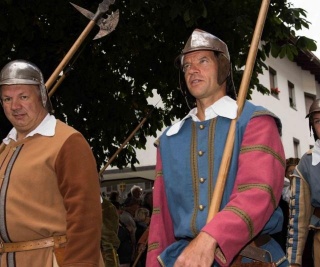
left=174, top=232, right=217, bottom=267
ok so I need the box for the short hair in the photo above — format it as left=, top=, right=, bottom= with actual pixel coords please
left=285, top=158, right=300, bottom=171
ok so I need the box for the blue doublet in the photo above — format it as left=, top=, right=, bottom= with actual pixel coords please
left=158, top=101, right=287, bottom=266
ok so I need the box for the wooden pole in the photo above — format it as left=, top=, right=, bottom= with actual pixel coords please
left=48, top=73, right=68, bottom=98
left=45, top=21, right=96, bottom=92
left=132, top=227, right=149, bottom=267
left=99, top=99, right=160, bottom=177
left=48, top=43, right=86, bottom=97
left=207, top=0, right=271, bottom=222
left=46, top=1, right=119, bottom=92
left=99, top=116, right=149, bottom=176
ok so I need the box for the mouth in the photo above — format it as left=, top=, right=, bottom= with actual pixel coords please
left=13, top=113, right=25, bottom=120
left=190, top=79, right=202, bottom=85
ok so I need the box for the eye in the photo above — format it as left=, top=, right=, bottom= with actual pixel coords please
left=199, top=58, right=209, bottom=64
left=182, top=63, right=191, bottom=73
left=1, top=97, right=12, bottom=103
left=314, top=119, right=320, bottom=125
left=20, top=95, right=29, bottom=100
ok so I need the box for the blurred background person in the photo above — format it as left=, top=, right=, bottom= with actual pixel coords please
left=287, top=98, right=320, bottom=267
left=101, top=196, right=120, bottom=267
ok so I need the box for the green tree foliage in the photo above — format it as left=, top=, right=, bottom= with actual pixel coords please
left=0, top=0, right=316, bottom=169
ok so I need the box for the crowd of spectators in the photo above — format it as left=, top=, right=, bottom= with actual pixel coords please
left=101, top=185, right=152, bottom=267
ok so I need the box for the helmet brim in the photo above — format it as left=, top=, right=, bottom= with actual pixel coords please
left=0, top=78, right=40, bottom=86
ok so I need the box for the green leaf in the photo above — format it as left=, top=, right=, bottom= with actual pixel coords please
left=271, top=43, right=281, bottom=58
left=296, top=36, right=317, bottom=51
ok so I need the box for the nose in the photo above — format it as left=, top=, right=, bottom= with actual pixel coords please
left=10, top=98, right=22, bottom=110
left=190, top=64, right=199, bottom=73
left=187, top=63, right=200, bottom=74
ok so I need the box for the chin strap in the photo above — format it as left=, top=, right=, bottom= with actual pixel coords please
left=227, top=63, right=237, bottom=100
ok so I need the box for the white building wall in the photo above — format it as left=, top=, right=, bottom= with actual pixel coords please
left=136, top=134, right=158, bottom=166
left=250, top=55, right=318, bottom=158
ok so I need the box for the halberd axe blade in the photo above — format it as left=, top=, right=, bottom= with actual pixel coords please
left=70, top=1, right=119, bottom=40
left=46, top=0, right=119, bottom=91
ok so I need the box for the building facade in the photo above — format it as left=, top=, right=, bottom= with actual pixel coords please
left=251, top=50, right=320, bottom=158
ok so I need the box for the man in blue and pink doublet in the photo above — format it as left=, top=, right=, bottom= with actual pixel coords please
left=147, top=29, right=289, bottom=267
left=287, top=98, right=320, bottom=267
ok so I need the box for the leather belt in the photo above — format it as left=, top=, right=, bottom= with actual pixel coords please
left=314, top=207, right=320, bottom=218
left=0, top=235, right=67, bottom=254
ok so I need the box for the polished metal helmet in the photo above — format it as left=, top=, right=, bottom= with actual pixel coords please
left=175, top=29, right=231, bottom=85
left=306, top=98, right=320, bottom=118
left=0, top=59, right=53, bottom=112
left=306, top=98, right=320, bottom=141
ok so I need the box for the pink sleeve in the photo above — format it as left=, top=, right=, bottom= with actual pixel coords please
left=146, top=148, right=176, bottom=267
left=202, top=116, right=285, bottom=266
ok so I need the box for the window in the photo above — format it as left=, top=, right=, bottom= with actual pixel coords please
left=288, top=81, right=296, bottom=109
left=269, top=67, right=279, bottom=97
left=293, top=138, right=300, bottom=158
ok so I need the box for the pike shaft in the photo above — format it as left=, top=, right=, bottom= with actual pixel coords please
left=207, top=0, right=271, bottom=221
left=46, top=21, right=96, bottom=91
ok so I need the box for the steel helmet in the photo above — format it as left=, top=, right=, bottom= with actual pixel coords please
left=306, top=98, right=320, bottom=118
left=175, top=29, right=231, bottom=85
left=306, top=98, right=320, bottom=141
left=0, top=59, right=53, bottom=112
